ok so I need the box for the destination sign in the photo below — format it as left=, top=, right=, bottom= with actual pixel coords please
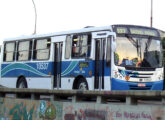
left=116, top=27, right=128, bottom=34
left=115, top=26, right=159, bottom=37
left=130, top=28, right=158, bottom=36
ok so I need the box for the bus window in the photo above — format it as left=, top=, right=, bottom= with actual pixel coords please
left=72, top=34, right=91, bottom=58
left=33, top=39, right=51, bottom=60
left=72, top=35, right=80, bottom=57
left=3, top=42, right=16, bottom=62
left=65, top=36, right=72, bottom=59
left=81, top=35, right=88, bottom=57
left=17, top=41, right=32, bottom=61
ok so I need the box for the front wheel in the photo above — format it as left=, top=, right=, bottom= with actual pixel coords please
left=77, top=78, right=88, bottom=90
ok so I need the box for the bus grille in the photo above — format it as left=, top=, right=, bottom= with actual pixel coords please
left=125, top=67, right=155, bottom=71
left=130, top=72, right=153, bottom=79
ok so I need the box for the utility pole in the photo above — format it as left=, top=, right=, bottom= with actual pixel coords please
left=32, top=0, right=37, bottom=34
left=150, top=0, right=153, bottom=27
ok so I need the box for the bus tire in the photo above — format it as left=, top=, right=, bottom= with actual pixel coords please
left=17, top=77, right=27, bottom=88
left=77, top=78, right=88, bottom=90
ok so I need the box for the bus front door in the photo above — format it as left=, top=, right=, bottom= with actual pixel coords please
left=54, top=42, right=63, bottom=89
left=95, top=38, right=106, bottom=90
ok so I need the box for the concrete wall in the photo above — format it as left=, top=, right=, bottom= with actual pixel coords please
left=0, top=98, right=164, bottom=120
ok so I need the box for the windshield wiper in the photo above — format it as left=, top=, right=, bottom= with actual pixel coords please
left=144, top=37, right=152, bottom=56
left=126, top=35, right=142, bottom=61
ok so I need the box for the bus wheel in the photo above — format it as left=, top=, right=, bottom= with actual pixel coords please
left=77, top=78, right=88, bottom=90
left=17, top=77, right=27, bottom=88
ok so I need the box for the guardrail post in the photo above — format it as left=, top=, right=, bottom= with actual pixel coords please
left=31, top=94, right=35, bottom=100
left=0, top=93, right=5, bottom=98
left=126, top=96, right=137, bottom=105
left=97, top=96, right=102, bottom=103
left=162, top=98, right=165, bottom=105
left=50, top=95, right=60, bottom=101
left=96, top=96, right=106, bottom=104
left=31, top=94, right=40, bottom=100
left=72, top=95, right=80, bottom=103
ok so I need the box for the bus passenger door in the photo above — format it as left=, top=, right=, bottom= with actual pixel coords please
left=93, top=31, right=114, bottom=90
left=95, top=39, right=106, bottom=90
left=54, top=42, right=63, bottom=89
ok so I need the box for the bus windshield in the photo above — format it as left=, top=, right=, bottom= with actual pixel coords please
left=115, top=36, right=163, bottom=68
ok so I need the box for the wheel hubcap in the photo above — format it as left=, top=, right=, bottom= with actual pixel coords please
left=19, top=82, right=25, bottom=88
left=79, top=82, right=87, bottom=90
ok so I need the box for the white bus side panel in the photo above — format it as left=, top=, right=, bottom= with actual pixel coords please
left=87, top=77, right=94, bottom=90
left=0, top=77, right=52, bottom=89
left=60, top=78, right=74, bottom=90
left=1, top=78, right=17, bottom=88
left=27, top=77, right=52, bottom=89
left=60, top=78, right=94, bottom=90
left=104, top=77, right=111, bottom=90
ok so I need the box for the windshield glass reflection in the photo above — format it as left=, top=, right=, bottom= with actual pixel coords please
left=115, top=36, right=162, bottom=68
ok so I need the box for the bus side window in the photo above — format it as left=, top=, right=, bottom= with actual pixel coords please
left=106, top=37, right=111, bottom=66
left=33, top=39, right=51, bottom=60
left=17, top=40, right=32, bottom=61
left=72, top=34, right=91, bottom=58
left=80, top=35, right=88, bottom=57
left=72, top=35, right=80, bottom=57
left=65, top=36, right=72, bottom=59
left=3, top=42, right=16, bottom=62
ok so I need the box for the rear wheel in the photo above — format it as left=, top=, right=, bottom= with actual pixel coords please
left=17, top=77, right=27, bottom=88
left=77, top=78, right=88, bottom=90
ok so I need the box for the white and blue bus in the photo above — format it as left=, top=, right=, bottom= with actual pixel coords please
left=0, top=25, right=163, bottom=90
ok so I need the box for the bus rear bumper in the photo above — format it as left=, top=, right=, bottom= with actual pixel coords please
left=111, top=78, right=164, bottom=90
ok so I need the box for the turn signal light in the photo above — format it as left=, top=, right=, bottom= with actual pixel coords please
left=125, top=75, right=130, bottom=81
left=89, top=70, right=92, bottom=76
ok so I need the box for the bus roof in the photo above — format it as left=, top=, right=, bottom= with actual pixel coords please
left=3, top=24, right=160, bottom=42
left=4, top=26, right=112, bottom=42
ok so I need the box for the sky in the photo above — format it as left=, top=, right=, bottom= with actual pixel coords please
left=0, top=0, right=165, bottom=45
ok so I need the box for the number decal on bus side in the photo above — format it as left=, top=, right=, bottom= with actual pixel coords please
left=37, top=63, right=49, bottom=70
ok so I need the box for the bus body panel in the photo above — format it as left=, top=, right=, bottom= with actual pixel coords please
left=0, top=78, right=17, bottom=88
left=27, top=77, right=52, bottom=89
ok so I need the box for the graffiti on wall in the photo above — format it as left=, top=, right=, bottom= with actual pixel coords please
left=9, top=102, right=34, bottom=120
left=39, top=100, right=62, bottom=120
left=63, top=104, right=165, bottom=120
left=0, top=98, right=164, bottom=120
left=38, top=100, right=62, bottom=119
left=64, top=107, right=108, bottom=120
left=0, top=98, right=63, bottom=120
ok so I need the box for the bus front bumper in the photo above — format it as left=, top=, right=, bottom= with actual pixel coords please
left=111, top=78, right=164, bottom=90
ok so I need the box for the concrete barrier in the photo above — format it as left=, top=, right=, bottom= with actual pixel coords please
left=0, top=97, right=164, bottom=120
left=0, top=88, right=165, bottom=120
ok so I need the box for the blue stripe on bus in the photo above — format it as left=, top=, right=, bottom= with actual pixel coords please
left=1, top=61, right=111, bottom=77
left=61, top=61, right=79, bottom=76
left=1, top=63, right=49, bottom=77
